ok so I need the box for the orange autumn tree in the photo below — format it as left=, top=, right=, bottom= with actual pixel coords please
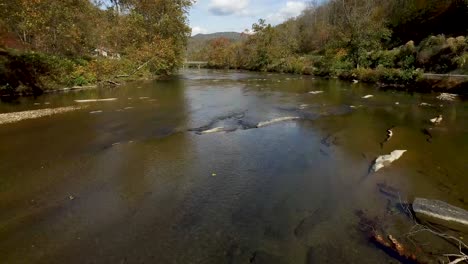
left=207, top=37, right=232, bottom=68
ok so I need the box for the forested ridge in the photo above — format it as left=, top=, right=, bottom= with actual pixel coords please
left=0, top=0, right=194, bottom=95
left=189, top=0, right=468, bottom=89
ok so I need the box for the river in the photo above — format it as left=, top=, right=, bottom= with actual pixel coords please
left=0, top=69, right=467, bottom=263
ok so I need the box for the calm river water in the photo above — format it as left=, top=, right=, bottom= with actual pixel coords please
left=0, top=69, right=467, bottom=263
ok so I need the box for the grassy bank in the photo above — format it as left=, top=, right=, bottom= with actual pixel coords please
left=0, top=48, right=155, bottom=96
left=200, top=34, right=468, bottom=94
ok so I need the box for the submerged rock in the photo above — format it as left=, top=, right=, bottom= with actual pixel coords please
left=412, top=198, right=468, bottom=232
left=430, top=115, right=443, bottom=125
left=75, top=98, right=117, bottom=103
left=377, top=183, right=399, bottom=199
left=386, top=129, right=393, bottom=141
left=349, top=105, right=363, bottom=109
left=436, top=93, right=457, bottom=101
left=200, top=126, right=226, bottom=134
left=249, top=251, right=288, bottom=264
left=306, top=244, right=347, bottom=264
left=190, top=111, right=249, bottom=134
left=294, top=208, right=327, bottom=242
left=380, top=128, right=394, bottom=149
left=308, top=91, right=324, bottom=95
left=419, top=102, right=433, bottom=107
left=257, top=117, right=300, bottom=128
left=372, top=150, right=407, bottom=172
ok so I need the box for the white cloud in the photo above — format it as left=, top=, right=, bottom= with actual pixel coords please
left=281, top=1, right=307, bottom=18
left=191, top=26, right=209, bottom=36
left=267, top=1, right=307, bottom=24
left=209, top=0, right=250, bottom=16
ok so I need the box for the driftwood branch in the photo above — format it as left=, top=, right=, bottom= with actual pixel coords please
left=357, top=193, right=468, bottom=264
left=370, top=232, right=422, bottom=264
left=114, top=57, right=156, bottom=79
left=106, top=80, right=120, bottom=86
left=399, top=194, right=468, bottom=252
left=398, top=194, right=468, bottom=264
left=130, top=58, right=153, bottom=75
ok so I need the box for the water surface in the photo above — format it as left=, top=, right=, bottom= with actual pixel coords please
left=0, top=69, right=467, bottom=263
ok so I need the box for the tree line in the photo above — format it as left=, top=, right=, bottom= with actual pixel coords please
left=190, top=0, right=468, bottom=86
left=0, top=0, right=194, bottom=95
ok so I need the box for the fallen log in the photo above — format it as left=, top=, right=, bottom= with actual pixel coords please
left=370, top=232, right=423, bottom=264
left=106, top=80, right=121, bottom=86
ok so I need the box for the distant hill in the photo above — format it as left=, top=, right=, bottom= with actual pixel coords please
left=187, top=32, right=244, bottom=60
left=191, top=32, right=243, bottom=41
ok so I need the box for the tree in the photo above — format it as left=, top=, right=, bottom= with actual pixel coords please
left=207, top=37, right=231, bottom=68
left=327, top=0, right=391, bottom=68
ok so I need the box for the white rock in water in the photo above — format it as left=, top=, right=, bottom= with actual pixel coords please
left=430, top=115, right=443, bottom=125
left=413, top=198, right=468, bottom=232
left=437, top=93, right=457, bottom=101
left=350, top=105, right=363, bottom=109
left=419, top=102, right=433, bottom=107
left=362, top=95, right=374, bottom=99
left=75, top=98, right=117, bottom=103
left=257, top=117, right=300, bottom=128
left=200, top=127, right=225, bottom=134
left=353, top=79, right=359, bottom=84
left=372, top=150, right=407, bottom=172
left=387, top=129, right=393, bottom=141
left=308, top=91, right=323, bottom=95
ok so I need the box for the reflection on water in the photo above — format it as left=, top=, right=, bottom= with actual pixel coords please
left=0, top=69, right=467, bottom=263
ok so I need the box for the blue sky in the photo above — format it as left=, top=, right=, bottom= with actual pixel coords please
left=189, top=0, right=310, bottom=35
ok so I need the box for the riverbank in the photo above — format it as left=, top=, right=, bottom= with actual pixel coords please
left=339, top=69, right=468, bottom=94
left=192, top=32, right=468, bottom=95
left=202, top=64, right=468, bottom=95
left=0, top=48, right=171, bottom=98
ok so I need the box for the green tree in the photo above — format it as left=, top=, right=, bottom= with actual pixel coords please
left=327, top=0, right=391, bottom=68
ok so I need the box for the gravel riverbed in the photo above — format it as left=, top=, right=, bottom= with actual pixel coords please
left=0, top=106, right=85, bottom=125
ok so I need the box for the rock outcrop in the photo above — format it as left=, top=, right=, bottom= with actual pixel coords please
left=413, top=198, right=468, bottom=232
